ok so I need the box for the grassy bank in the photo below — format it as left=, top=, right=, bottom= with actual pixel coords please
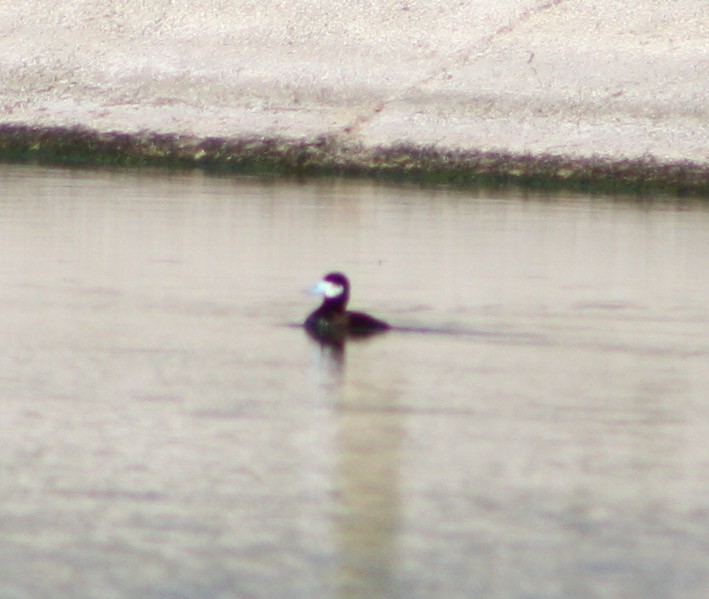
left=0, top=124, right=706, bottom=196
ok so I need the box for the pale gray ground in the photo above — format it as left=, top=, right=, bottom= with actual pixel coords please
left=0, top=0, right=707, bottom=163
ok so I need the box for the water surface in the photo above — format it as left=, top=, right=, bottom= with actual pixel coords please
left=1, top=164, right=708, bottom=599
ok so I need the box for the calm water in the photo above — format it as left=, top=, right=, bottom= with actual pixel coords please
left=1, top=164, right=708, bottom=599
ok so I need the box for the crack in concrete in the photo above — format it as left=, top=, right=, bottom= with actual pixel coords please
left=338, top=0, right=568, bottom=141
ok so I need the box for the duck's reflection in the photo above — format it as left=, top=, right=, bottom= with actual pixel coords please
left=308, top=337, right=346, bottom=387
left=309, top=335, right=404, bottom=598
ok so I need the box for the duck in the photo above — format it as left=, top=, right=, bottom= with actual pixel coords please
left=304, top=272, right=390, bottom=342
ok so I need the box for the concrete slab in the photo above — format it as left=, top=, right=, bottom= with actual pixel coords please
left=0, top=0, right=707, bottom=172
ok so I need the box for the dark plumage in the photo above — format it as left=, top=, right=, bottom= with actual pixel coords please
left=304, top=272, right=389, bottom=342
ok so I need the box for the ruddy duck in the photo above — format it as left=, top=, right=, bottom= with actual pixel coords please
left=305, top=272, right=389, bottom=341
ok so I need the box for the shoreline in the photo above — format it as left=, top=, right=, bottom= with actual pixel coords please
left=1, top=124, right=706, bottom=197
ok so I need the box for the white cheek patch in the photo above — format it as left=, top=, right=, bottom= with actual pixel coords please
left=318, top=280, right=344, bottom=298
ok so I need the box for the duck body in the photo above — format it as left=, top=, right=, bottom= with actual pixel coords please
left=305, top=307, right=390, bottom=339
left=304, top=272, right=389, bottom=342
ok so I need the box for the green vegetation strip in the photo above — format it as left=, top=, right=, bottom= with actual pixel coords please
left=0, top=124, right=706, bottom=196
